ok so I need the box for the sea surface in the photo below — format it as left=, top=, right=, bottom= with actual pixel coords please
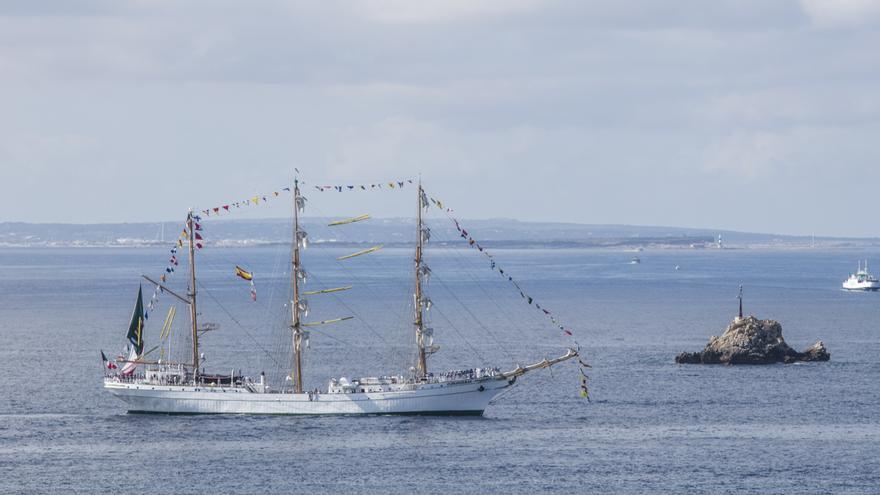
left=1, top=246, right=879, bottom=494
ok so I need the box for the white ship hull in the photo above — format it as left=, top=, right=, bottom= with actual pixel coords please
left=105, top=376, right=514, bottom=415
left=842, top=261, right=880, bottom=291
left=842, top=284, right=880, bottom=291
left=842, top=280, right=880, bottom=291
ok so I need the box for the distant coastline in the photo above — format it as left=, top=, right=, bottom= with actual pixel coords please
left=2, top=218, right=879, bottom=249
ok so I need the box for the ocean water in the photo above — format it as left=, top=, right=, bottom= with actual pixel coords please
left=1, top=246, right=879, bottom=494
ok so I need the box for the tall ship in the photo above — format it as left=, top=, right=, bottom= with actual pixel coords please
left=842, top=260, right=880, bottom=291
left=102, top=177, right=584, bottom=415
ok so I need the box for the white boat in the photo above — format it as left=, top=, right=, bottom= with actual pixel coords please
left=842, top=260, right=880, bottom=291
left=630, top=257, right=640, bottom=264
left=102, top=177, right=580, bottom=415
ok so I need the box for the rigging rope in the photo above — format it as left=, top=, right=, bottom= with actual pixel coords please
left=425, top=218, right=539, bottom=359
left=428, top=270, right=518, bottom=363
left=197, top=279, right=283, bottom=369
left=304, top=200, right=414, bottom=370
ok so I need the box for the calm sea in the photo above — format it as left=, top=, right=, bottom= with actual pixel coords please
left=1, top=246, right=879, bottom=494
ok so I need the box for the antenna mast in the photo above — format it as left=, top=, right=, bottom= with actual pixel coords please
left=414, top=181, right=428, bottom=378
left=291, top=178, right=304, bottom=394
left=187, top=210, right=200, bottom=375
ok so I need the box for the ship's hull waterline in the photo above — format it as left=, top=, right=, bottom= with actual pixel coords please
left=842, top=284, right=880, bottom=291
left=105, top=377, right=514, bottom=415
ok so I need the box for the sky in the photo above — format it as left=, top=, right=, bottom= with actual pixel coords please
left=0, top=0, right=878, bottom=236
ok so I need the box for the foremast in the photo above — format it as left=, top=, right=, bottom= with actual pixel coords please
left=414, top=181, right=430, bottom=378
left=291, top=178, right=305, bottom=394
left=186, top=210, right=200, bottom=375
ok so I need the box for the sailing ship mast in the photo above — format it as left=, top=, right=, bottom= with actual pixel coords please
left=187, top=210, right=200, bottom=374
left=414, top=181, right=428, bottom=378
left=106, top=177, right=585, bottom=416
left=291, top=179, right=304, bottom=394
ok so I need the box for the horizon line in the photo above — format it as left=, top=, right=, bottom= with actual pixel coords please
left=1, top=217, right=877, bottom=241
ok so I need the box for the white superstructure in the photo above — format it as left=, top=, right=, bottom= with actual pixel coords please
left=842, top=260, right=880, bottom=291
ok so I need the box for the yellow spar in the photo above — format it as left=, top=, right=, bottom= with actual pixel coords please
left=328, top=214, right=371, bottom=227
left=302, top=316, right=354, bottom=327
left=160, top=306, right=176, bottom=341
left=337, top=245, right=383, bottom=261
left=302, top=286, right=353, bottom=295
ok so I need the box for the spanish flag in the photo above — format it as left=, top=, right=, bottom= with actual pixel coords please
left=234, top=265, right=253, bottom=281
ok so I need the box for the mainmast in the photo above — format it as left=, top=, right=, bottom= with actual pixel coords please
left=414, top=181, right=428, bottom=378
left=187, top=210, right=200, bottom=374
left=291, top=178, right=304, bottom=394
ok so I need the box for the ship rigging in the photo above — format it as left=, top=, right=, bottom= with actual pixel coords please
left=102, top=176, right=583, bottom=415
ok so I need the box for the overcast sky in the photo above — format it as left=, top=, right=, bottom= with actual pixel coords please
left=1, top=1, right=878, bottom=236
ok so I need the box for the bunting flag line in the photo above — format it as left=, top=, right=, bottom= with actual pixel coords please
left=197, top=178, right=414, bottom=218
left=337, top=245, right=383, bottom=261
left=429, top=197, right=454, bottom=213
left=314, top=179, right=414, bottom=192
left=580, top=370, right=590, bottom=401
left=147, top=214, right=206, bottom=318
left=445, top=212, right=574, bottom=338
left=424, top=192, right=591, bottom=399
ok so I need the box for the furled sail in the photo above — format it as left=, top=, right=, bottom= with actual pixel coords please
left=302, top=286, right=352, bottom=295
left=297, top=300, right=310, bottom=317
left=328, top=214, right=370, bottom=226
left=302, top=316, right=354, bottom=327
left=337, top=245, right=382, bottom=261
left=159, top=306, right=175, bottom=341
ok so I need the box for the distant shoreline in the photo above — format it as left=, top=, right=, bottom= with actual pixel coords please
left=3, top=240, right=880, bottom=250
left=3, top=218, right=879, bottom=250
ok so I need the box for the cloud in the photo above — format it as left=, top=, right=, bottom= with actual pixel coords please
left=703, top=131, right=796, bottom=180
left=0, top=2, right=879, bottom=235
left=800, top=0, right=880, bottom=27
left=353, top=0, right=547, bottom=24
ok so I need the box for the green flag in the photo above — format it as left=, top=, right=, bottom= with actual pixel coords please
left=126, top=285, right=145, bottom=355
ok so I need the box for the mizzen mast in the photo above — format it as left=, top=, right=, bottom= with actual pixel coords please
left=414, top=181, right=429, bottom=378
left=186, top=210, right=200, bottom=375
left=291, top=178, right=305, bottom=394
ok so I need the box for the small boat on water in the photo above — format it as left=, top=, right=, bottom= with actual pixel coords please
left=842, top=260, right=880, bottom=291
left=101, top=176, right=583, bottom=415
left=630, top=257, right=641, bottom=265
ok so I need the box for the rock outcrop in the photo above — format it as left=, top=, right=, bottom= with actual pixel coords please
left=676, top=316, right=830, bottom=365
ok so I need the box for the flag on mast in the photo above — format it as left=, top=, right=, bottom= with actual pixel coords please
left=101, top=350, right=117, bottom=370
left=234, top=266, right=257, bottom=301
left=126, top=285, right=145, bottom=355
left=234, top=266, right=253, bottom=281
left=121, top=286, right=145, bottom=375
